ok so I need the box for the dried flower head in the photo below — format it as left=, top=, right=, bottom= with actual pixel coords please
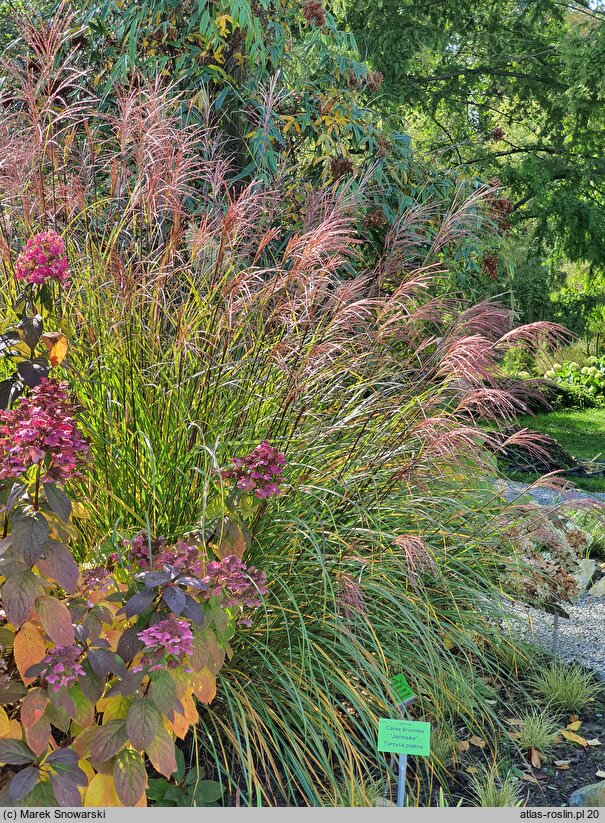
left=0, top=379, right=89, bottom=482
left=392, top=535, right=438, bottom=583
left=362, top=207, right=388, bottom=232
left=39, top=645, right=85, bottom=692
left=336, top=572, right=366, bottom=623
left=303, top=0, right=325, bottom=26
left=223, top=440, right=286, bottom=499
left=330, top=156, right=353, bottom=182
left=15, top=230, right=70, bottom=285
left=365, top=70, right=384, bottom=93
left=482, top=251, right=499, bottom=280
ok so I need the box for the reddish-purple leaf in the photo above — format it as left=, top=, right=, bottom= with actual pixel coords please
left=163, top=586, right=186, bottom=616
left=78, top=662, right=104, bottom=704
left=25, top=717, right=51, bottom=757
left=142, top=571, right=172, bottom=589
left=146, top=726, right=177, bottom=778
left=50, top=774, right=82, bottom=807
left=181, top=595, right=204, bottom=625
left=36, top=596, right=75, bottom=646
left=90, top=720, right=128, bottom=764
left=48, top=686, right=76, bottom=719
left=116, top=626, right=144, bottom=663
left=20, top=688, right=48, bottom=729
left=46, top=747, right=79, bottom=768
left=0, top=680, right=27, bottom=704
left=88, top=649, right=125, bottom=679
left=105, top=670, right=144, bottom=698
left=113, top=748, right=146, bottom=806
left=10, top=511, right=49, bottom=567
left=119, top=589, right=156, bottom=619
left=2, top=571, right=39, bottom=627
left=126, top=698, right=160, bottom=751
left=37, top=540, right=78, bottom=594
left=0, top=739, right=35, bottom=765
left=8, top=766, right=40, bottom=801
left=43, top=483, right=72, bottom=522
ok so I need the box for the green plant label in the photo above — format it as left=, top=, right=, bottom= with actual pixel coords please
left=390, top=673, right=415, bottom=703
left=377, top=719, right=431, bottom=756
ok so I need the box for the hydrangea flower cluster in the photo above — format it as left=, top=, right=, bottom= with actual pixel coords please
left=39, top=645, right=85, bottom=692
left=80, top=567, right=114, bottom=598
left=204, top=555, right=268, bottom=624
left=223, top=440, right=286, bottom=499
left=117, top=533, right=167, bottom=571
left=136, top=616, right=194, bottom=671
left=15, top=230, right=70, bottom=285
left=154, top=540, right=205, bottom=577
left=0, top=379, right=89, bottom=483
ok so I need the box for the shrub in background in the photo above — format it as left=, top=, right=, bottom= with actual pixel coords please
left=543, top=357, right=605, bottom=409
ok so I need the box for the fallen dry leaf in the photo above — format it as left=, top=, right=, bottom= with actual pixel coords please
left=469, top=735, right=486, bottom=748
left=506, top=718, right=524, bottom=726
left=596, top=770, right=605, bottom=779
left=587, top=739, right=601, bottom=747
left=520, top=773, right=539, bottom=785
left=530, top=748, right=542, bottom=769
left=455, top=740, right=470, bottom=753
left=554, top=760, right=571, bottom=770
left=535, top=771, right=548, bottom=781
left=567, top=720, right=583, bottom=732
left=560, top=730, right=588, bottom=747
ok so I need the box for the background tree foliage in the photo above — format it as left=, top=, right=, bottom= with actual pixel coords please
left=343, top=0, right=605, bottom=334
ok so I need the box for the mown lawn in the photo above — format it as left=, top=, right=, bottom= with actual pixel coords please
left=509, top=408, right=605, bottom=492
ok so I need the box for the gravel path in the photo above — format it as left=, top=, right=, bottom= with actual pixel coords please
left=499, top=480, right=605, bottom=679
left=499, top=479, right=605, bottom=507
left=510, top=598, right=605, bottom=681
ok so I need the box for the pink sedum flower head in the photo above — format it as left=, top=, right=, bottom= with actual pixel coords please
left=15, top=230, right=70, bottom=286
left=223, top=440, right=286, bottom=499
left=39, top=645, right=85, bottom=692
left=136, top=615, right=194, bottom=671
left=0, top=379, right=89, bottom=483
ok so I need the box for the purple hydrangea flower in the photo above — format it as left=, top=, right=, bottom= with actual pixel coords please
left=39, top=645, right=85, bottom=692
left=122, top=533, right=167, bottom=571
left=136, top=615, right=194, bottom=671
left=80, top=567, right=114, bottom=598
left=222, top=441, right=286, bottom=499
left=153, top=541, right=205, bottom=577
left=203, top=555, right=268, bottom=612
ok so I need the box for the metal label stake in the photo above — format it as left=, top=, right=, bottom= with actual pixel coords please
left=396, top=696, right=415, bottom=807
